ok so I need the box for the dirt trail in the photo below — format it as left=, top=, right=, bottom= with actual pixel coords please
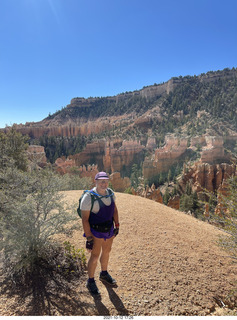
left=0, top=191, right=236, bottom=316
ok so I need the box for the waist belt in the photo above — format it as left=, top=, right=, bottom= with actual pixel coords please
left=90, top=221, right=113, bottom=233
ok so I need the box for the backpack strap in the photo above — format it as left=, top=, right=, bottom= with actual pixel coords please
left=89, top=188, right=114, bottom=198
left=87, top=188, right=114, bottom=212
left=83, top=190, right=96, bottom=213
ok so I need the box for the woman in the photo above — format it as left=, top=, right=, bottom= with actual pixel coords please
left=80, top=171, right=119, bottom=295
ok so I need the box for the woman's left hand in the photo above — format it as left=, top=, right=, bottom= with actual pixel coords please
left=113, top=228, right=119, bottom=236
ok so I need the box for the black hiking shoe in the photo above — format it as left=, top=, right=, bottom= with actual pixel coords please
left=86, top=280, right=100, bottom=295
left=99, top=272, right=117, bottom=286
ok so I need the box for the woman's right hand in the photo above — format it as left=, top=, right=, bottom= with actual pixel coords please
left=86, top=236, right=94, bottom=251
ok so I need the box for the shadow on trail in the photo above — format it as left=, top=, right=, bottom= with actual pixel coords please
left=0, top=265, right=92, bottom=316
left=101, top=282, right=130, bottom=315
left=92, top=294, right=110, bottom=315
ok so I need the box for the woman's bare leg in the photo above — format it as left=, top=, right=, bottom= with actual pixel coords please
left=100, top=236, right=114, bottom=271
left=87, top=237, right=103, bottom=278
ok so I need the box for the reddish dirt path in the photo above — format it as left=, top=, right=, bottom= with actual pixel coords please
left=0, top=190, right=236, bottom=316
left=64, top=191, right=237, bottom=316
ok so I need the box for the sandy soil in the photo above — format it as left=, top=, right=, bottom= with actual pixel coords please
left=0, top=190, right=236, bottom=316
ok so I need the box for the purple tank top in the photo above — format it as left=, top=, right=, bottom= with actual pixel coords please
left=89, top=196, right=115, bottom=239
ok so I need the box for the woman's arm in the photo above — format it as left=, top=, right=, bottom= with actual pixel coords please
left=81, top=210, right=93, bottom=238
left=113, top=203, right=119, bottom=226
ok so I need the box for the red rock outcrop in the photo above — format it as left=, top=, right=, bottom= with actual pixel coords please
left=203, top=203, right=210, bottom=220
left=109, top=140, right=145, bottom=173
left=143, top=135, right=230, bottom=181
left=134, top=115, right=152, bottom=129
left=167, top=195, right=180, bottom=210
left=55, top=156, right=99, bottom=179
left=200, top=136, right=225, bottom=163
left=178, top=162, right=236, bottom=200
left=71, top=140, right=106, bottom=168
left=55, top=157, right=77, bottom=174
left=68, top=138, right=145, bottom=175
left=77, top=164, right=99, bottom=180
left=70, top=79, right=176, bottom=109
left=146, top=137, right=157, bottom=151
left=143, top=135, right=188, bottom=179
left=214, top=179, right=232, bottom=217
left=8, top=77, right=180, bottom=139
left=53, top=159, right=130, bottom=192
left=132, top=184, right=163, bottom=204
left=15, top=121, right=113, bottom=138
left=54, top=139, right=144, bottom=191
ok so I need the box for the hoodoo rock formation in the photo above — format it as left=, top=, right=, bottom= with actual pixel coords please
left=53, top=139, right=145, bottom=192
left=200, top=136, right=225, bottom=163
left=109, top=140, right=145, bottom=173
left=167, top=195, right=180, bottom=210
left=78, top=164, right=99, bottom=180
left=13, top=120, right=113, bottom=139
left=4, top=68, right=236, bottom=214
left=70, top=138, right=145, bottom=175
left=143, top=135, right=228, bottom=180
left=132, top=184, right=163, bottom=204
left=178, top=162, right=236, bottom=200
left=215, top=179, right=231, bottom=217
left=71, top=140, right=106, bottom=168
left=26, top=133, right=235, bottom=200
left=55, top=157, right=77, bottom=175
left=143, top=135, right=188, bottom=179
left=54, top=158, right=99, bottom=179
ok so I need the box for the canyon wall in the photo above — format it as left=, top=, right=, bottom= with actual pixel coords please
left=54, top=159, right=131, bottom=192
left=143, top=136, right=188, bottom=179
left=53, top=138, right=145, bottom=192
left=68, top=138, right=145, bottom=174
left=14, top=120, right=113, bottom=138
left=109, top=140, right=145, bottom=173
left=71, top=140, right=106, bottom=168
left=69, top=75, right=220, bottom=110
left=26, top=137, right=236, bottom=210
left=70, top=78, right=176, bottom=109
left=200, top=136, right=225, bottom=163
left=143, top=135, right=228, bottom=180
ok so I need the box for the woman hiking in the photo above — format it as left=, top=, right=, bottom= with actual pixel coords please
left=80, top=171, right=120, bottom=295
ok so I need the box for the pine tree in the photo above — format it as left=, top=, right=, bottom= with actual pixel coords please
left=0, top=127, right=28, bottom=171
left=163, top=188, right=170, bottom=205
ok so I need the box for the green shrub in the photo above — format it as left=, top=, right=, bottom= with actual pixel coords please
left=60, top=174, right=92, bottom=191
left=0, top=168, right=79, bottom=280
left=124, top=187, right=133, bottom=194
left=63, top=241, right=87, bottom=268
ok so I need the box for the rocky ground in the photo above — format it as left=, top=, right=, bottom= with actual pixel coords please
left=0, top=191, right=236, bottom=316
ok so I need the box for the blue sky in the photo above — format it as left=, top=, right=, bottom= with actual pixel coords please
left=0, top=0, right=236, bottom=128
